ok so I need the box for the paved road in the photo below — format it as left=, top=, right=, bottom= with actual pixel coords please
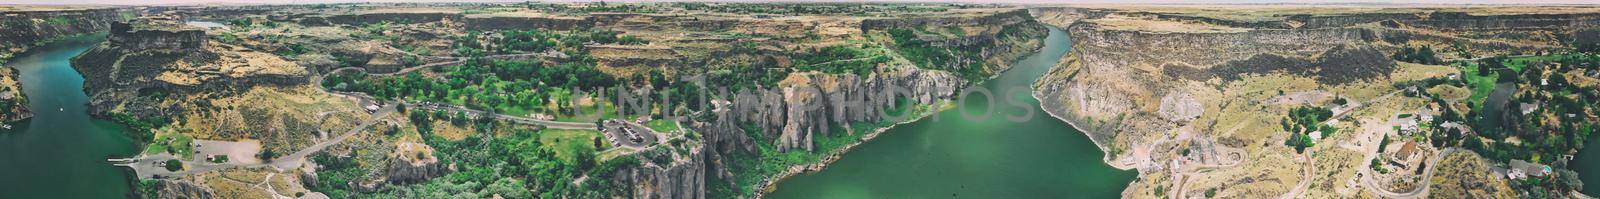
left=270, top=103, right=397, bottom=170
left=113, top=104, right=397, bottom=178
left=1362, top=148, right=1458, bottom=199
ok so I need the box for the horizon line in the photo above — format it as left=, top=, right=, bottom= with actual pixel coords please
left=6, top=0, right=1600, bottom=6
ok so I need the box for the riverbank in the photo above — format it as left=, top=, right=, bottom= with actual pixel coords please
left=0, top=33, right=140, bottom=198
left=751, top=101, right=949, bottom=198
left=764, top=26, right=1136, bottom=198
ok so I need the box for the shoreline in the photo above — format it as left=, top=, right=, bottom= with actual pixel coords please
left=1029, top=81, right=1133, bottom=170
left=750, top=30, right=1050, bottom=197
left=755, top=30, right=1056, bottom=195
left=751, top=101, right=948, bottom=198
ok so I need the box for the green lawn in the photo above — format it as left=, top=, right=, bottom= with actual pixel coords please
left=538, top=129, right=608, bottom=165
left=555, top=102, right=618, bottom=122
left=1457, top=62, right=1499, bottom=106
left=142, top=129, right=194, bottom=159
left=644, top=119, right=679, bottom=134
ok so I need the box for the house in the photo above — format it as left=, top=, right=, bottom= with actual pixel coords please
left=1520, top=103, right=1539, bottom=115
left=1508, top=159, right=1552, bottom=179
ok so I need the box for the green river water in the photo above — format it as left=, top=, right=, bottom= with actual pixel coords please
left=1577, top=132, right=1600, bottom=196
left=768, top=27, right=1137, bottom=198
left=0, top=34, right=139, bottom=198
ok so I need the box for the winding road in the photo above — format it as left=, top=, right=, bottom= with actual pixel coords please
left=406, top=102, right=597, bottom=129
left=1361, top=148, right=1458, bottom=199
left=113, top=103, right=397, bottom=178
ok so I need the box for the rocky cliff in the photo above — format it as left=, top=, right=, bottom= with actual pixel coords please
left=680, top=8, right=1049, bottom=197
left=1031, top=8, right=1600, bottom=168
left=608, top=146, right=707, bottom=198
left=1028, top=6, right=1600, bottom=198
left=151, top=179, right=217, bottom=199
left=72, top=17, right=309, bottom=117
left=464, top=13, right=590, bottom=31
left=0, top=8, right=121, bottom=63
left=0, top=8, right=121, bottom=122
left=381, top=142, right=452, bottom=185
left=1032, top=22, right=1384, bottom=167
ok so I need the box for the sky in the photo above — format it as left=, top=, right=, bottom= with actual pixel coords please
left=3, top=0, right=1598, bottom=6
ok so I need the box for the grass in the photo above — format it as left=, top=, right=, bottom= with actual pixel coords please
left=644, top=119, right=679, bottom=134
left=555, top=102, right=619, bottom=122
left=143, top=128, right=195, bottom=159
left=1456, top=62, right=1499, bottom=106
left=538, top=129, right=609, bottom=165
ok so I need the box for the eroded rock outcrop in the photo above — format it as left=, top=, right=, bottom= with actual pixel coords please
left=1032, top=20, right=1387, bottom=168
left=152, top=179, right=217, bottom=199
left=0, top=8, right=121, bottom=122
left=72, top=16, right=309, bottom=116
left=382, top=142, right=451, bottom=185
left=0, top=8, right=120, bottom=62
left=609, top=146, right=707, bottom=199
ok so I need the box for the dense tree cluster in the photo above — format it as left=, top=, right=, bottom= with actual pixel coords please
left=1281, top=106, right=1335, bottom=153
left=311, top=124, right=643, bottom=198
left=792, top=44, right=889, bottom=75
left=1392, top=45, right=1443, bottom=65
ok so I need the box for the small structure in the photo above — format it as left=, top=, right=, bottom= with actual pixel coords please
left=1508, top=159, right=1552, bottom=180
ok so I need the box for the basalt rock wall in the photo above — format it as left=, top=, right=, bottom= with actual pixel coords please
left=463, top=14, right=590, bottom=31
left=1032, top=21, right=1386, bottom=164
left=0, top=8, right=121, bottom=62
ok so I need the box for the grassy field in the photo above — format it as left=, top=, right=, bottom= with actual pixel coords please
left=143, top=127, right=195, bottom=159
left=538, top=129, right=610, bottom=165
left=644, top=119, right=679, bottom=134
left=555, top=102, right=619, bottom=123
left=1456, top=62, right=1500, bottom=106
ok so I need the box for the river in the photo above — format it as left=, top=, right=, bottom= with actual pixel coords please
left=767, top=27, right=1137, bottom=198
left=0, top=34, right=139, bottom=198
left=1576, top=132, right=1600, bottom=196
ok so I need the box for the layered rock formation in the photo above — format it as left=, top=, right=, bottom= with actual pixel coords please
left=1029, top=6, right=1600, bottom=198
left=608, top=146, right=707, bottom=198
left=679, top=8, right=1050, bottom=197
left=72, top=17, right=309, bottom=116
left=0, top=8, right=121, bottom=62
left=381, top=142, right=452, bottom=185
left=0, top=8, right=121, bottom=122
left=1032, top=7, right=1600, bottom=170
left=464, top=13, right=590, bottom=31
left=151, top=179, right=217, bottom=199
left=864, top=9, right=1048, bottom=77
left=1033, top=23, right=1386, bottom=165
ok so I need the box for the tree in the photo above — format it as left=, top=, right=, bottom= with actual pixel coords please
left=163, top=159, right=183, bottom=172
left=257, top=150, right=278, bottom=160
left=453, top=111, right=469, bottom=126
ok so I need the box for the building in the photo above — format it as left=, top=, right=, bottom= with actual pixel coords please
left=1508, top=159, right=1552, bottom=180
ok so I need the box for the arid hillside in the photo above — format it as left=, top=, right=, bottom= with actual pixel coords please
left=1032, top=5, right=1600, bottom=199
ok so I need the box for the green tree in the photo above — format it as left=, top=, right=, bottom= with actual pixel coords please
left=163, top=159, right=183, bottom=172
